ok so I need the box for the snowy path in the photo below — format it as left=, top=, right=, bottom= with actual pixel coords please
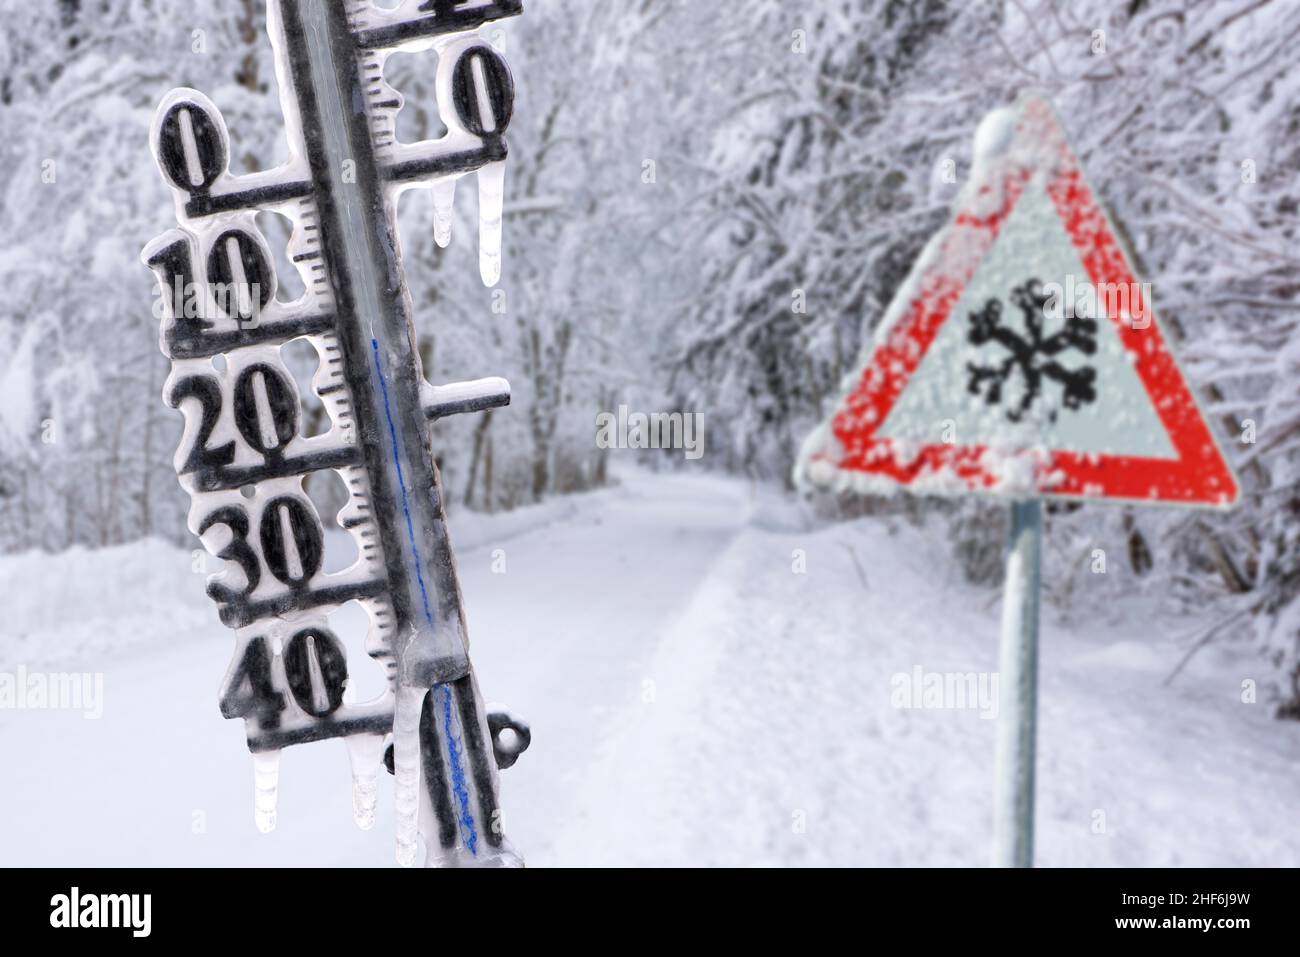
left=1, top=470, right=1298, bottom=866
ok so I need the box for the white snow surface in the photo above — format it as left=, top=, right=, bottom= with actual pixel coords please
left=0, top=468, right=1294, bottom=867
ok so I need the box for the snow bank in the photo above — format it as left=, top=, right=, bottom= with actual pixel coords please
left=0, top=471, right=1294, bottom=866
left=0, top=538, right=217, bottom=671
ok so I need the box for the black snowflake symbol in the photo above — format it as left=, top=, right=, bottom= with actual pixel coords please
left=965, top=278, right=1098, bottom=423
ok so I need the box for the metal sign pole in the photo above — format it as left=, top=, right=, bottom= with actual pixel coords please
left=992, top=498, right=1042, bottom=868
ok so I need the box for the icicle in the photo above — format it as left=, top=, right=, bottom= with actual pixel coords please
left=252, top=750, right=281, bottom=834
left=393, top=685, right=424, bottom=866
left=433, top=178, right=457, bottom=248
left=344, top=733, right=384, bottom=831
left=477, top=160, right=505, bottom=286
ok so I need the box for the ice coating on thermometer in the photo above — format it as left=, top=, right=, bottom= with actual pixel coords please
left=478, top=160, right=506, bottom=286
left=253, top=750, right=281, bottom=834
left=433, top=179, right=457, bottom=248
left=344, top=733, right=384, bottom=831
left=393, top=685, right=423, bottom=866
left=141, top=0, right=529, bottom=868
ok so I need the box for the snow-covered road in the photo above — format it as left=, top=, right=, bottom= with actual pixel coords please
left=1, top=469, right=1297, bottom=866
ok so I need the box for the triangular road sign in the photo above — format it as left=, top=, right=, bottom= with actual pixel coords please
left=797, top=95, right=1238, bottom=507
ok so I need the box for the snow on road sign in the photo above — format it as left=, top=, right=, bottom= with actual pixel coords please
left=796, top=95, right=1238, bottom=507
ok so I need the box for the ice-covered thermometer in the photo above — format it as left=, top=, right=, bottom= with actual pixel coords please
left=141, top=0, right=529, bottom=867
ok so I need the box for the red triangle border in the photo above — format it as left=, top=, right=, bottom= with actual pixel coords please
left=807, top=96, right=1238, bottom=507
